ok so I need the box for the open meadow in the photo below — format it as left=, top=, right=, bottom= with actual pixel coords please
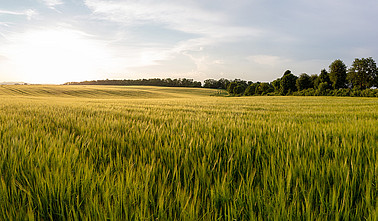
left=0, top=85, right=377, bottom=220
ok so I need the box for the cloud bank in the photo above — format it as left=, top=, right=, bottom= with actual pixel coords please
left=0, top=0, right=377, bottom=83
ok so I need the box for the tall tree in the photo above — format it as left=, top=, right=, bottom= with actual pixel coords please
left=347, top=57, right=378, bottom=89
left=203, top=79, right=218, bottom=88
left=255, top=83, right=274, bottom=95
left=227, top=82, right=238, bottom=94
left=296, top=73, right=312, bottom=91
left=271, top=78, right=281, bottom=93
left=217, top=78, right=230, bottom=89
left=329, top=59, right=347, bottom=89
left=280, top=70, right=298, bottom=95
left=283, top=70, right=292, bottom=76
left=233, top=85, right=245, bottom=95
left=310, top=74, right=319, bottom=89
left=318, top=69, right=332, bottom=88
left=244, top=83, right=258, bottom=96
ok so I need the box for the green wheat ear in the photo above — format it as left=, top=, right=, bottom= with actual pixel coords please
left=0, top=85, right=376, bottom=220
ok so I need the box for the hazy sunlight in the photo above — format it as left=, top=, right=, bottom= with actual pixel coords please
left=4, top=29, right=112, bottom=84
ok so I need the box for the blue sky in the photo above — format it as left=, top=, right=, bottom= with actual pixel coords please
left=0, top=0, right=377, bottom=84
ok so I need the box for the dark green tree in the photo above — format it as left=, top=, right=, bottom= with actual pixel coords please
left=310, top=74, right=319, bottom=89
left=233, top=79, right=248, bottom=88
left=283, top=70, right=292, bottom=76
left=317, top=82, right=329, bottom=95
left=233, top=85, right=245, bottom=95
left=280, top=70, right=298, bottom=95
left=255, top=83, right=274, bottom=95
left=227, top=82, right=238, bottom=94
left=217, top=78, right=230, bottom=89
left=203, top=79, right=218, bottom=88
left=271, top=78, right=281, bottom=93
left=318, top=69, right=332, bottom=89
left=347, top=57, right=377, bottom=89
left=296, top=73, right=312, bottom=91
left=227, top=79, right=249, bottom=95
left=329, top=59, right=347, bottom=89
left=244, top=83, right=258, bottom=96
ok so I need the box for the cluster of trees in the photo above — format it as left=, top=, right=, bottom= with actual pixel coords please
left=65, top=78, right=202, bottom=88
left=216, top=57, right=377, bottom=97
left=65, top=57, right=377, bottom=97
left=203, top=78, right=232, bottom=90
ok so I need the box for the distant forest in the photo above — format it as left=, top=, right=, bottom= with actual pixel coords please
left=65, top=57, right=378, bottom=97
left=65, top=78, right=202, bottom=88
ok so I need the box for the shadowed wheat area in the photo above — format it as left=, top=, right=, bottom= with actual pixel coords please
left=0, top=85, right=218, bottom=99
left=0, top=85, right=377, bottom=220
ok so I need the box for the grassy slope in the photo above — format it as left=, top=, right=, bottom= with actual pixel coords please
left=0, top=85, right=377, bottom=220
left=0, top=85, right=220, bottom=99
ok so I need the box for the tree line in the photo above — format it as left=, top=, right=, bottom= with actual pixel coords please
left=204, top=57, right=378, bottom=97
left=65, top=78, right=202, bottom=88
left=65, top=57, right=377, bottom=97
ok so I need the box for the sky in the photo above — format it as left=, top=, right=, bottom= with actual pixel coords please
left=0, top=0, right=377, bottom=84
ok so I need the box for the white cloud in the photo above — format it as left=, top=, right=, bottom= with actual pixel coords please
left=247, top=55, right=292, bottom=66
left=83, top=0, right=263, bottom=74
left=0, top=27, right=123, bottom=83
left=0, top=9, right=38, bottom=20
left=0, top=22, right=10, bottom=27
left=0, top=54, right=7, bottom=61
left=41, top=0, right=64, bottom=9
left=84, top=0, right=261, bottom=47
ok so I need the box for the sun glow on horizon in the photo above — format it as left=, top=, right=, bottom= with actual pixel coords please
left=2, top=28, right=114, bottom=84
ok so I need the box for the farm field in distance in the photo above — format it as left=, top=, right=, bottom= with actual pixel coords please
left=0, top=85, right=377, bottom=220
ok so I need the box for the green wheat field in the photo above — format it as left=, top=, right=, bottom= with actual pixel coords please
left=0, top=85, right=377, bottom=220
